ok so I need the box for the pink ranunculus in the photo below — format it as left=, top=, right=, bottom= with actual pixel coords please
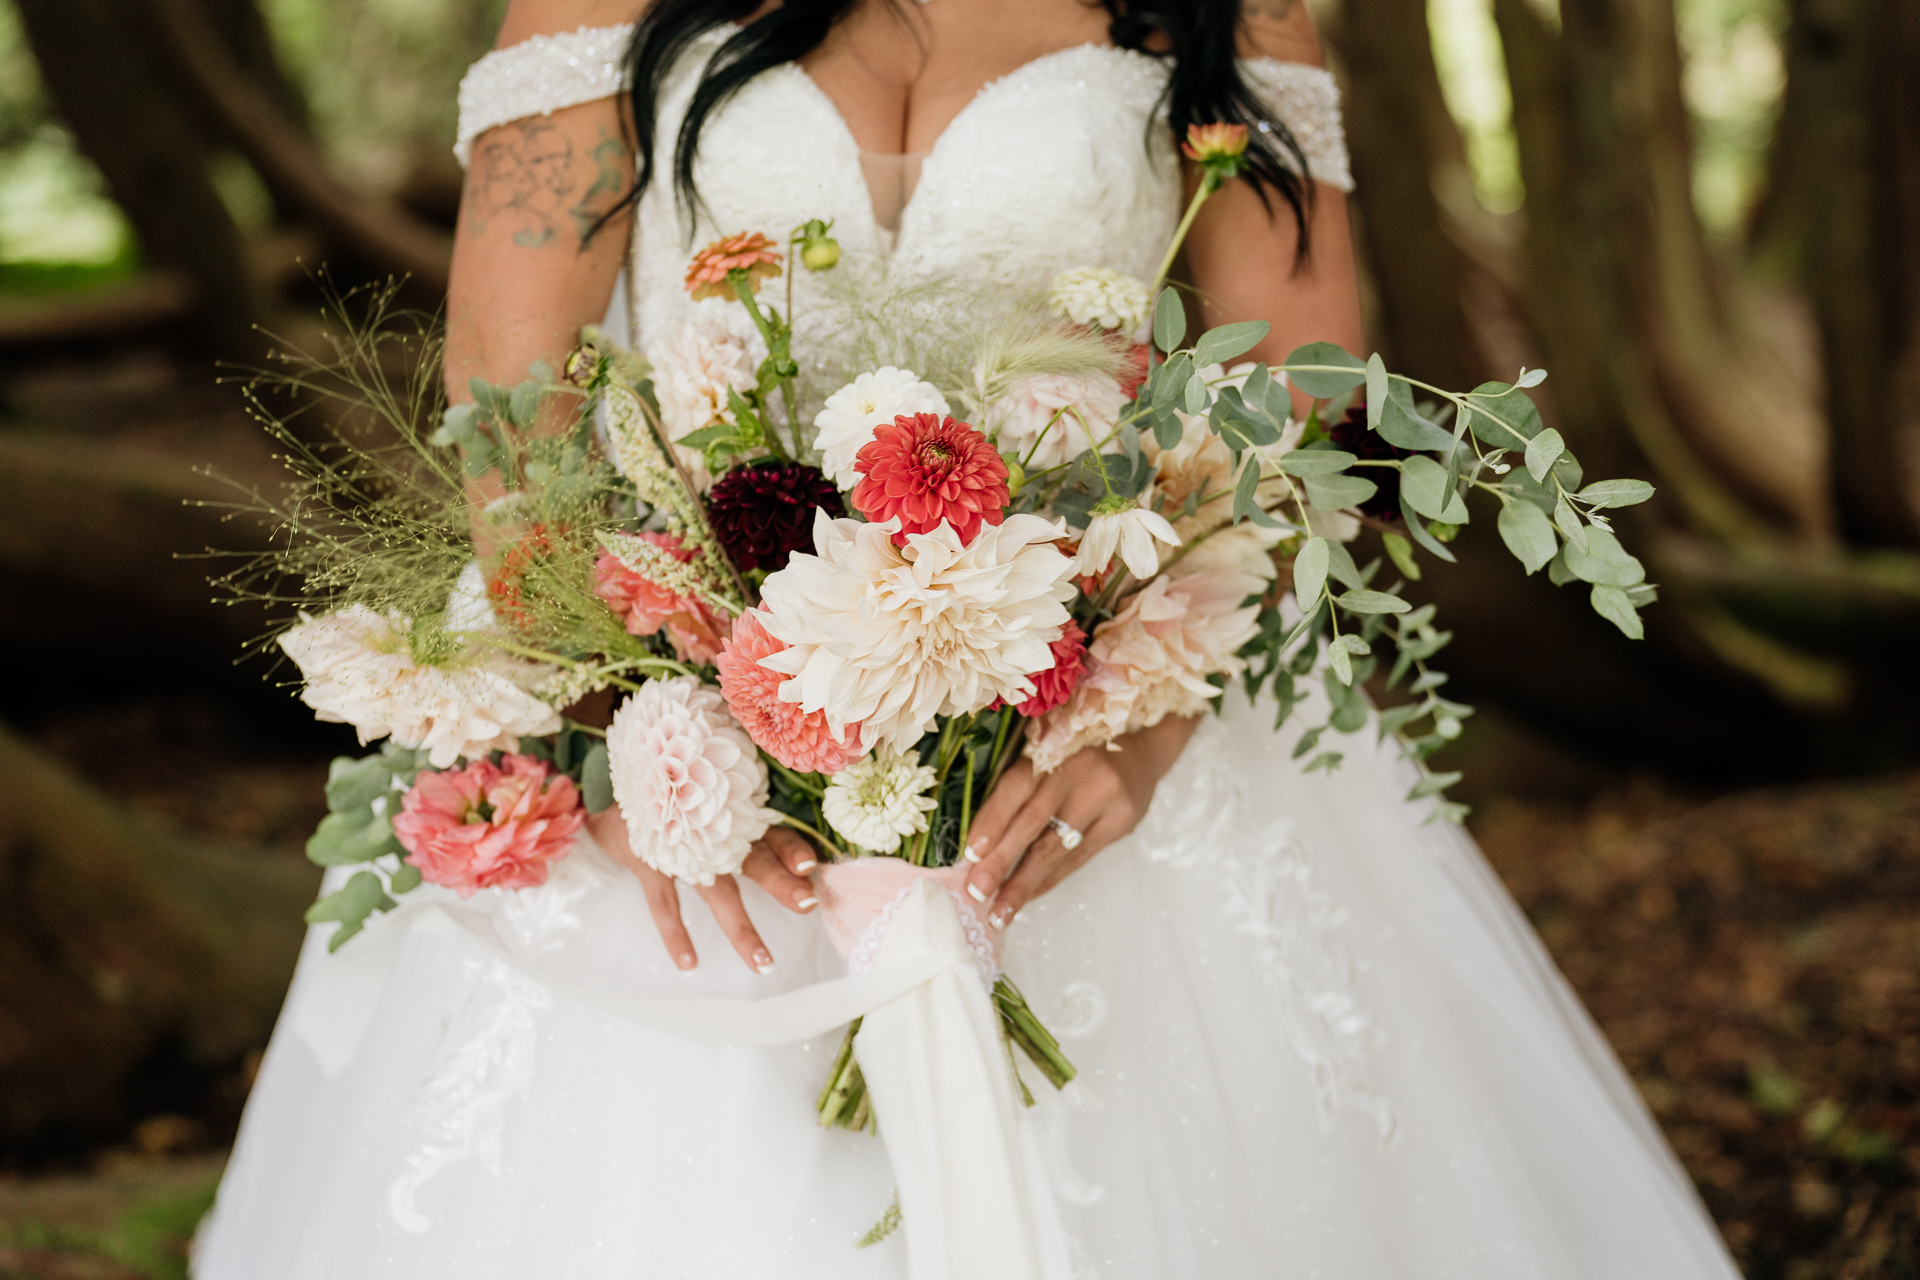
left=393, top=753, right=585, bottom=897
left=715, top=610, right=866, bottom=774
left=593, top=536, right=727, bottom=664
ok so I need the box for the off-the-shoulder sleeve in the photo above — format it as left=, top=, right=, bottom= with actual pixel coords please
left=1235, top=60, right=1353, bottom=193
left=454, top=24, right=636, bottom=167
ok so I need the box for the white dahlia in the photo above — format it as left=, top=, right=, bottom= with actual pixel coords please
left=812, top=367, right=951, bottom=489
left=1026, top=526, right=1277, bottom=773
left=756, top=512, right=1077, bottom=749
left=821, top=748, right=939, bottom=854
left=606, top=675, right=776, bottom=885
left=987, top=370, right=1126, bottom=472
left=646, top=314, right=758, bottom=490
left=1047, top=266, right=1152, bottom=336
left=279, top=606, right=562, bottom=769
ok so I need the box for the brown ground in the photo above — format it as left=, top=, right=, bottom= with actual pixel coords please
left=3, top=698, right=1917, bottom=1279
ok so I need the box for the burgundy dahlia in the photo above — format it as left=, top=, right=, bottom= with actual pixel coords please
left=705, top=461, right=844, bottom=573
left=1325, top=404, right=1409, bottom=521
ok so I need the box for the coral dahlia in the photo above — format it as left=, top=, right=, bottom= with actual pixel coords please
left=593, top=536, right=727, bottom=664
left=684, top=231, right=783, bottom=301
left=394, top=754, right=584, bottom=897
left=851, top=413, right=1009, bottom=545
left=995, top=617, right=1087, bottom=718
left=706, top=461, right=844, bottom=573
left=715, top=611, right=865, bottom=775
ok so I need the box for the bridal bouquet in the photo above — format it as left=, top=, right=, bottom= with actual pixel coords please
left=234, top=123, right=1655, bottom=1135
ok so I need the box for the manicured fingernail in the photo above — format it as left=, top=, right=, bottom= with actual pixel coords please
left=966, top=882, right=988, bottom=903
left=753, top=949, right=775, bottom=974
left=678, top=953, right=697, bottom=972
left=796, top=895, right=819, bottom=910
left=991, top=908, right=1015, bottom=929
left=795, top=858, right=817, bottom=873
left=963, top=844, right=983, bottom=864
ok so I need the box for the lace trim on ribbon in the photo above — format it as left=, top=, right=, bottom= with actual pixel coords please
left=1237, top=60, right=1355, bottom=193
left=454, top=24, right=634, bottom=166
left=845, top=882, right=999, bottom=981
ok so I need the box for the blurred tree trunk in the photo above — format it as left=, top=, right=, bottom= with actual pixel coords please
left=0, top=721, right=315, bottom=1148
left=1759, top=0, right=1920, bottom=548
left=13, top=0, right=264, bottom=358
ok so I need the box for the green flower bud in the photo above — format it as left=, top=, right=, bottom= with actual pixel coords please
left=797, top=218, right=841, bottom=272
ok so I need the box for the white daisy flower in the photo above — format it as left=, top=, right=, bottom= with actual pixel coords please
left=821, top=748, right=939, bottom=854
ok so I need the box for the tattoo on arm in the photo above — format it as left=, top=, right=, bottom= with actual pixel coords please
left=461, top=120, right=631, bottom=250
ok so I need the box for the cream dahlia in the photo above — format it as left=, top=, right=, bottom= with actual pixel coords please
left=820, top=748, right=938, bottom=854
left=1026, top=527, right=1276, bottom=773
left=279, top=607, right=562, bottom=769
left=756, top=512, right=1077, bottom=749
left=647, top=314, right=757, bottom=489
left=1047, top=266, right=1152, bottom=336
left=987, top=370, right=1126, bottom=472
left=606, top=675, right=776, bottom=885
left=851, top=413, right=1009, bottom=545
left=812, top=368, right=951, bottom=489
left=715, top=610, right=866, bottom=774
left=394, top=754, right=584, bottom=897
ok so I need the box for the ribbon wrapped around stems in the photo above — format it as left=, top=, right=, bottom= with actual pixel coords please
left=293, top=859, right=1073, bottom=1280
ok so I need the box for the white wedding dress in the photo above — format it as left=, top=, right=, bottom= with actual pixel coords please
left=193, top=26, right=1743, bottom=1280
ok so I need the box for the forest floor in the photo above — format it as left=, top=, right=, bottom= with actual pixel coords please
left=0, top=698, right=1913, bottom=1280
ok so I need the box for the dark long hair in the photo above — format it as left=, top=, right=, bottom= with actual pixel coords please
left=616, top=0, right=1315, bottom=253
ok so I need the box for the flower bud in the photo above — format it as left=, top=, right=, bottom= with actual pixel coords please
left=1003, top=457, right=1026, bottom=498
left=1182, top=122, right=1250, bottom=164
left=563, top=343, right=601, bottom=388
left=796, top=218, right=840, bottom=272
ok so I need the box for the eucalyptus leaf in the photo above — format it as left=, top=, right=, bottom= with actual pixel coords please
left=1194, top=320, right=1269, bottom=367
left=1302, top=752, right=1346, bottom=775
left=1305, top=473, right=1377, bottom=511
left=306, top=810, right=404, bottom=867
left=1183, top=371, right=1211, bottom=415
left=1231, top=458, right=1261, bottom=524
left=1324, top=539, right=1366, bottom=591
left=1293, top=537, right=1330, bottom=607
left=1151, top=402, right=1183, bottom=451
left=1554, top=496, right=1589, bottom=553
left=1407, top=771, right=1465, bottom=800
left=1337, top=589, right=1411, bottom=615
left=1464, top=382, right=1543, bottom=447
left=1382, top=531, right=1422, bottom=581
left=581, top=742, right=614, bottom=813
left=305, top=870, right=397, bottom=952
left=1496, top=501, right=1558, bottom=574
left=1376, top=391, right=1460, bottom=453
left=1590, top=585, right=1645, bottom=639
left=1545, top=547, right=1576, bottom=586
left=1397, top=489, right=1459, bottom=563
left=325, top=754, right=392, bottom=814
left=1524, top=428, right=1565, bottom=482
left=1516, top=367, right=1548, bottom=389
left=1364, top=354, right=1388, bottom=431
left=1277, top=449, right=1357, bottom=477
left=1325, top=670, right=1369, bottom=731
left=1577, top=478, right=1657, bottom=508
left=508, top=380, right=544, bottom=430
left=1283, top=343, right=1367, bottom=399
left=1399, top=456, right=1469, bottom=523
left=1329, top=642, right=1353, bottom=686
left=1153, top=287, right=1186, bottom=353
left=389, top=862, right=423, bottom=894
left=1560, top=526, right=1646, bottom=587
left=1336, top=634, right=1372, bottom=655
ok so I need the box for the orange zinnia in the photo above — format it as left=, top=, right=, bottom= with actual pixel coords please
left=684, top=231, right=784, bottom=301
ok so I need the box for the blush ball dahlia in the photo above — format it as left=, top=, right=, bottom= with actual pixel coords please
left=851, top=413, right=1009, bottom=545
left=394, top=754, right=585, bottom=897
left=607, top=675, right=777, bottom=885
left=706, top=461, right=845, bottom=573
left=755, top=512, right=1077, bottom=749
left=715, top=611, right=865, bottom=775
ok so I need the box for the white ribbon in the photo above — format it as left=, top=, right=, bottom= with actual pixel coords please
left=292, top=879, right=1071, bottom=1279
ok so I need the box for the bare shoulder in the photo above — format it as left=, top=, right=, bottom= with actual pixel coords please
left=1235, top=0, right=1325, bottom=65
left=495, top=0, right=644, bottom=48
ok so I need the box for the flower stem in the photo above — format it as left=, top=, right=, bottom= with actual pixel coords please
left=1151, top=173, right=1220, bottom=297
left=993, top=976, right=1077, bottom=1090
left=778, top=813, right=849, bottom=863
left=726, top=268, right=800, bottom=460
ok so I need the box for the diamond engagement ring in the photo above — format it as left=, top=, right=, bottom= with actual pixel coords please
left=1046, top=816, right=1084, bottom=851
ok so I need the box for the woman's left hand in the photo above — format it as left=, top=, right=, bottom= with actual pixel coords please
left=962, top=714, right=1200, bottom=929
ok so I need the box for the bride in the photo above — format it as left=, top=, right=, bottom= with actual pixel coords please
left=194, top=0, right=1744, bottom=1275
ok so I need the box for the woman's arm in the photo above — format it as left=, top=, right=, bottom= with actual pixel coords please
left=448, top=1, right=819, bottom=972
left=443, top=0, right=641, bottom=401
left=963, top=1, right=1365, bottom=925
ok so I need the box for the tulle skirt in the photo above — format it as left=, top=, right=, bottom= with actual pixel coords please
left=192, top=686, right=1740, bottom=1279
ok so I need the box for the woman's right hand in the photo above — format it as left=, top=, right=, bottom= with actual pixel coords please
left=585, top=807, right=820, bottom=975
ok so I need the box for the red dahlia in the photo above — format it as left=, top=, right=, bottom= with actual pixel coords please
left=851, top=413, right=1010, bottom=545
left=706, top=461, right=844, bottom=573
